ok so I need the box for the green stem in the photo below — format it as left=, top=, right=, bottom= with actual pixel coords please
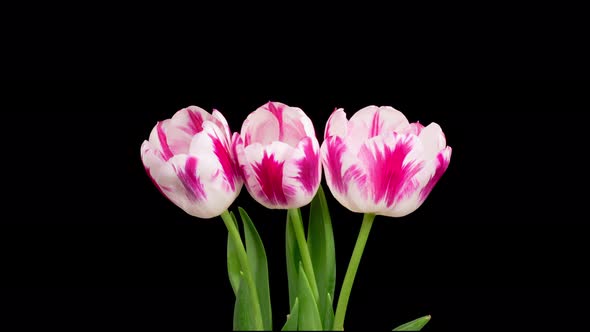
left=288, top=208, right=320, bottom=302
left=220, top=210, right=264, bottom=331
left=333, top=213, right=376, bottom=331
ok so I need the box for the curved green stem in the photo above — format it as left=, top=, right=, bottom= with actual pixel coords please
left=220, top=210, right=264, bottom=330
left=333, top=213, right=376, bottom=331
left=288, top=208, right=320, bottom=302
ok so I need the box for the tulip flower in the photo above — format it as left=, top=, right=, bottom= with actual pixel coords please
left=235, top=101, right=322, bottom=210
left=140, top=106, right=242, bottom=219
left=235, top=101, right=324, bottom=319
left=323, top=105, right=451, bottom=330
left=322, top=105, right=452, bottom=217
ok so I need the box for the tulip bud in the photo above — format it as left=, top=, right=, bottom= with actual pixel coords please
left=321, top=106, right=451, bottom=217
left=141, top=106, right=242, bottom=218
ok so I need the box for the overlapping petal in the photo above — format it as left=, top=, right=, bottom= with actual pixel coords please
left=321, top=106, right=451, bottom=217
left=141, top=106, right=242, bottom=218
left=236, top=101, right=322, bottom=209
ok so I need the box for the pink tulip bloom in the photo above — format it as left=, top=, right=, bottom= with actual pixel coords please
left=321, top=106, right=452, bottom=217
left=141, top=106, right=242, bottom=218
left=235, top=101, right=322, bottom=209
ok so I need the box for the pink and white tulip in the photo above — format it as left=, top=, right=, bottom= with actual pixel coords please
left=141, top=106, right=242, bottom=219
left=321, top=106, right=452, bottom=217
left=235, top=101, right=322, bottom=209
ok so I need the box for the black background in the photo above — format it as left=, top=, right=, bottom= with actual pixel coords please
left=1, top=80, right=588, bottom=331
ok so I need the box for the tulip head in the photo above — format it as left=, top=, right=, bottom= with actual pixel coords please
left=141, top=106, right=242, bottom=219
left=321, top=106, right=452, bottom=217
left=236, top=101, right=322, bottom=209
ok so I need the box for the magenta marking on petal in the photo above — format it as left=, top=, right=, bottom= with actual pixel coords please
left=268, top=101, right=285, bottom=141
left=252, top=152, right=288, bottom=205
left=324, top=136, right=367, bottom=195
left=359, top=134, right=423, bottom=206
left=157, top=122, right=174, bottom=161
left=420, top=149, right=451, bottom=201
left=186, top=109, right=204, bottom=134
left=409, top=121, right=425, bottom=135
left=369, top=110, right=382, bottom=138
left=176, top=156, right=207, bottom=202
left=144, top=166, right=167, bottom=197
left=295, top=138, right=320, bottom=193
left=324, top=136, right=347, bottom=193
left=210, top=133, right=238, bottom=191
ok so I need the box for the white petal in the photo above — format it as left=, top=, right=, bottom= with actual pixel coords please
left=239, top=141, right=299, bottom=209
left=282, top=136, right=322, bottom=208
left=164, top=106, right=212, bottom=156
left=141, top=140, right=166, bottom=174
left=418, top=122, right=447, bottom=161
left=324, top=108, right=348, bottom=139
left=347, top=105, right=410, bottom=142
left=241, top=105, right=280, bottom=146
left=154, top=154, right=239, bottom=219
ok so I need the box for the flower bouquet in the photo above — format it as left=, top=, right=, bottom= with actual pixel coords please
left=140, top=102, right=451, bottom=330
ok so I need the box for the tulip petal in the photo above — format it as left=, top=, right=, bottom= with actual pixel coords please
left=147, top=119, right=173, bottom=161
left=324, top=108, right=347, bottom=139
left=141, top=140, right=167, bottom=193
left=321, top=136, right=367, bottom=212
left=164, top=106, right=211, bottom=156
left=240, top=141, right=298, bottom=209
left=400, top=121, right=425, bottom=136
left=189, top=121, right=240, bottom=192
left=348, top=106, right=410, bottom=141
left=281, top=136, right=322, bottom=207
left=241, top=105, right=280, bottom=146
left=153, top=153, right=239, bottom=219
left=419, top=146, right=452, bottom=202
left=357, top=133, right=425, bottom=211
left=419, top=122, right=447, bottom=160
left=212, top=109, right=232, bottom=140
left=278, top=103, right=311, bottom=147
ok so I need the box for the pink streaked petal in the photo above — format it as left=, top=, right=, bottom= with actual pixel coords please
left=293, top=136, right=321, bottom=194
left=419, top=146, right=452, bottom=202
left=211, top=109, right=232, bottom=139
left=141, top=140, right=167, bottom=194
left=162, top=107, right=212, bottom=156
left=418, top=122, right=447, bottom=160
left=241, top=105, right=280, bottom=146
left=324, top=108, right=348, bottom=139
left=170, top=106, right=210, bottom=135
left=155, top=155, right=206, bottom=204
left=348, top=105, right=410, bottom=141
left=358, top=133, right=424, bottom=207
left=321, top=136, right=347, bottom=194
left=240, top=141, right=298, bottom=208
left=399, top=121, right=425, bottom=136
left=320, top=136, right=366, bottom=195
left=147, top=119, right=174, bottom=161
left=281, top=108, right=310, bottom=147
left=154, top=154, right=240, bottom=219
left=189, top=121, right=240, bottom=192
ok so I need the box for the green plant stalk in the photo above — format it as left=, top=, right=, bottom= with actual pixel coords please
left=288, top=208, right=320, bottom=302
left=333, top=213, right=376, bottom=331
left=221, top=210, right=264, bottom=330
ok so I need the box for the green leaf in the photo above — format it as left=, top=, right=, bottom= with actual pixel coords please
left=323, top=292, right=335, bottom=330
left=297, top=261, right=322, bottom=331
left=286, top=208, right=302, bottom=309
left=307, top=185, right=336, bottom=329
left=227, top=211, right=241, bottom=296
left=393, top=315, right=431, bottom=331
left=238, top=207, right=273, bottom=331
left=281, top=297, right=299, bottom=331
left=233, top=273, right=256, bottom=330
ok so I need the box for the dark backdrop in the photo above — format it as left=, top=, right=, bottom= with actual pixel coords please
left=1, top=80, right=588, bottom=331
